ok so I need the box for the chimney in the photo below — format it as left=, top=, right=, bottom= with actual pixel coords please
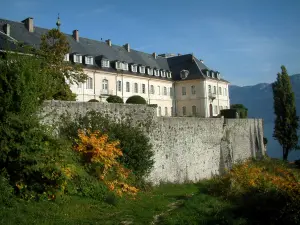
left=152, top=52, right=157, bottom=59
left=73, top=30, right=79, bottom=42
left=3, top=24, right=10, bottom=36
left=124, top=43, right=130, bottom=52
left=22, top=17, right=34, bottom=32
left=200, top=59, right=204, bottom=63
left=106, top=39, right=112, bottom=46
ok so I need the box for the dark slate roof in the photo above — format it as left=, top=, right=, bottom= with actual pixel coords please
left=0, top=17, right=229, bottom=83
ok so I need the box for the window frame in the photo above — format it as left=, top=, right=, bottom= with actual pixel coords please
left=101, top=59, right=110, bottom=68
left=131, top=64, right=138, bottom=73
left=102, top=79, right=108, bottom=90
left=150, top=85, right=155, bottom=94
left=86, top=77, right=93, bottom=89
left=147, top=68, right=153, bottom=75
left=182, top=86, right=186, bottom=95
left=85, top=56, right=93, bottom=65
left=182, top=106, right=186, bottom=116
left=142, top=84, right=146, bottom=94
left=134, top=83, right=138, bottom=93
left=126, top=82, right=130, bottom=92
left=191, top=85, right=196, bottom=95
left=117, top=80, right=122, bottom=92
left=74, top=54, right=82, bottom=63
left=139, top=66, right=145, bottom=74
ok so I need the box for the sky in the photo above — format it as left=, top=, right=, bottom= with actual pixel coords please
left=1, top=0, right=300, bottom=86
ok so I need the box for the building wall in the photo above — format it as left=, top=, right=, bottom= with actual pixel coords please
left=41, top=101, right=265, bottom=185
left=70, top=69, right=174, bottom=116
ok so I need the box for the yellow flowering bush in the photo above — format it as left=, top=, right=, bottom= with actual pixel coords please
left=74, top=129, right=138, bottom=196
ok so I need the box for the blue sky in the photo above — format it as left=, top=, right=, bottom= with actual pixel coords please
left=2, top=0, right=300, bottom=86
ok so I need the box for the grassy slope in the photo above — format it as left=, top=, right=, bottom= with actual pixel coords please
left=0, top=184, right=198, bottom=225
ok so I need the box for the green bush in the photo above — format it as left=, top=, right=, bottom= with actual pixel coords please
left=0, top=175, right=15, bottom=207
left=88, top=99, right=99, bottom=102
left=231, top=104, right=248, bottom=118
left=220, top=109, right=238, bottom=118
left=0, top=51, right=79, bottom=200
left=126, top=95, right=147, bottom=104
left=106, top=95, right=123, bottom=103
left=59, top=111, right=154, bottom=180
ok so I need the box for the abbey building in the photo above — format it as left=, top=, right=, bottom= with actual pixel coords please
left=0, top=17, right=230, bottom=117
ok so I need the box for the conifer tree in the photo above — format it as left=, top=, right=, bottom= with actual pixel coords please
left=272, top=65, right=299, bottom=160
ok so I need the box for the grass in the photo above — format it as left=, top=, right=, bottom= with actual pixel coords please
left=0, top=183, right=198, bottom=225
left=1, top=158, right=299, bottom=225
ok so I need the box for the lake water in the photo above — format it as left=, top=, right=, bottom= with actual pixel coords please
left=264, top=122, right=300, bottom=161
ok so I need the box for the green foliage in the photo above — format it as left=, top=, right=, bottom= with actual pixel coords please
left=39, top=28, right=87, bottom=100
left=272, top=65, right=299, bottom=160
left=0, top=175, right=15, bottom=207
left=59, top=111, right=154, bottom=180
left=88, top=99, right=99, bottom=102
left=106, top=95, right=124, bottom=103
left=220, top=109, right=238, bottom=118
left=126, top=95, right=147, bottom=104
left=231, top=104, right=248, bottom=118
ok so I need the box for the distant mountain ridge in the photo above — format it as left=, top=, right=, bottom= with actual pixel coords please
left=230, top=74, right=300, bottom=123
left=229, top=74, right=300, bottom=160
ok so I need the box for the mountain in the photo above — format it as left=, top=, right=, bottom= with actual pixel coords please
left=229, top=74, right=300, bottom=161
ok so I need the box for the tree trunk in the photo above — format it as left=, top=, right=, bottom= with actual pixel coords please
left=283, top=147, right=289, bottom=161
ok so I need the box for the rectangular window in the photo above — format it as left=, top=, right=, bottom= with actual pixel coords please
left=158, top=86, right=161, bottom=95
left=116, top=61, right=122, bottom=69
left=214, top=105, right=218, bottom=114
left=142, top=84, right=146, bottom=94
left=126, top=82, right=130, bottom=92
left=213, top=86, right=217, bottom=94
left=147, top=68, right=153, bottom=75
left=224, top=88, right=227, bottom=96
left=182, top=106, right=186, bottom=116
left=102, top=79, right=108, bottom=90
left=85, top=56, right=93, bottom=65
left=150, top=85, right=155, bottom=94
left=101, top=59, right=110, bottom=68
left=117, top=81, right=122, bottom=92
left=182, top=87, right=186, bottom=95
left=161, top=71, right=166, bottom=77
left=123, top=63, right=129, bottom=71
left=219, top=87, right=222, bottom=95
left=192, top=105, right=197, bottom=115
left=131, top=65, right=137, bottom=72
left=74, top=54, right=82, bottom=63
left=169, top=87, right=173, bottom=96
left=163, top=87, right=167, bottom=95
left=165, top=107, right=168, bottom=116
left=208, top=85, right=212, bottom=94
left=191, top=85, right=196, bottom=95
left=154, top=69, right=159, bottom=76
left=139, top=66, right=145, bottom=74
left=134, top=83, right=138, bottom=93
left=86, top=77, right=93, bottom=89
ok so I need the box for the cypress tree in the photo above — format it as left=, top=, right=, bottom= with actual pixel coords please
left=272, top=65, right=299, bottom=160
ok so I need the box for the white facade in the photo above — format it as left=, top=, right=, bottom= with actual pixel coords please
left=70, top=68, right=230, bottom=117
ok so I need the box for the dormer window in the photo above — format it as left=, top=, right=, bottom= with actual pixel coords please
left=147, top=68, right=153, bottom=75
left=73, top=54, right=82, bottom=63
left=154, top=69, right=159, bottom=76
left=64, top=54, right=69, bottom=61
left=211, top=71, right=215, bottom=78
left=85, top=56, right=93, bottom=65
left=101, top=59, right=110, bottom=68
left=131, top=64, right=137, bottom=73
left=217, top=72, right=221, bottom=79
left=116, top=61, right=122, bottom=70
left=139, top=66, right=145, bottom=74
left=206, top=70, right=210, bottom=77
left=123, top=62, right=129, bottom=71
left=160, top=70, right=166, bottom=77
left=167, top=71, right=172, bottom=78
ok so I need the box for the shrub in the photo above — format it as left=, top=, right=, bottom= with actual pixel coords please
left=0, top=175, right=15, bottom=207
left=88, top=99, right=99, bottom=102
left=208, top=159, right=300, bottom=224
left=126, top=95, right=147, bottom=104
left=106, top=95, right=123, bottom=103
left=59, top=111, right=154, bottom=180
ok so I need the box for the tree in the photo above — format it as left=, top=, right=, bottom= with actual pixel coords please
left=126, top=95, right=147, bottom=104
left=272, top=65, right=299, bottom=160
left=231, top=104, right=248, bottom=118
left=106, top=95, right=123, bottom=103
left=39, top=28, right=87, bottom=100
